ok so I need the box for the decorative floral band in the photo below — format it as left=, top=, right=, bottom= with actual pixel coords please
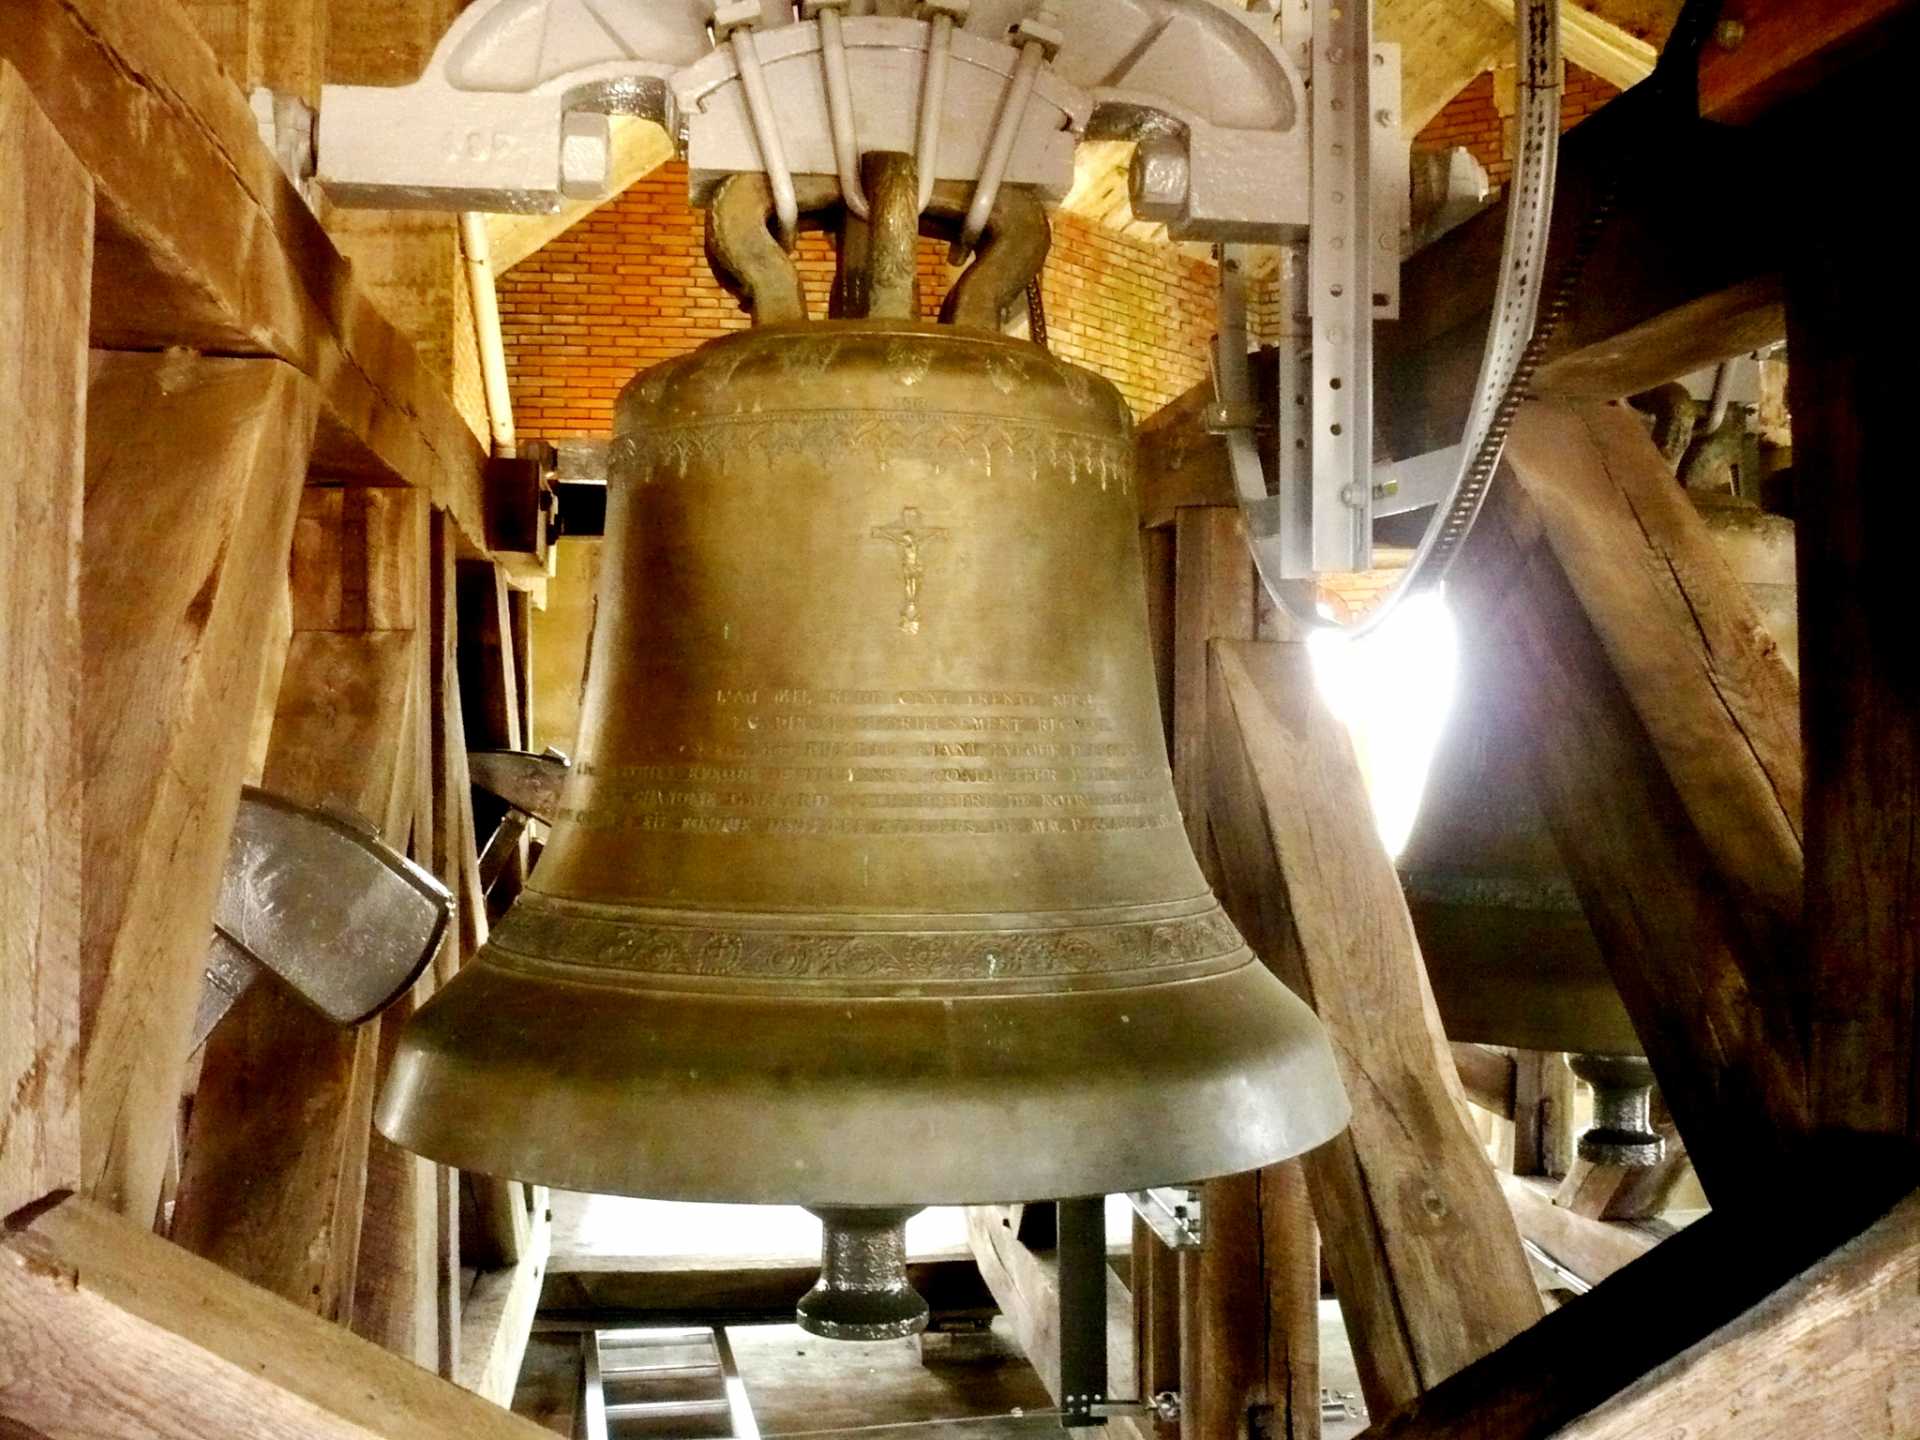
left=488, top=893, right=1245, bottom=984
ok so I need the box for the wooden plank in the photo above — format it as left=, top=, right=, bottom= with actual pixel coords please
left=1475, top=0, right=1657, bottom=90
left=180, top=0, right=326, bottom=103
left=964, top=1206, right=1139, bottom=1419
left=488, top=119, right=676, bottom=274
left=1131, top=1221, right=1181, bottom=1440
left=1448, top=399, right=1807, bottom=1202
left=0, top=0, right=491, bottom=552
left=1510, top=1052, right=1574, bottom=1180
left=1499, top=1174, right=1669, bottom=1289
left=1184, top=1164, right=1320, bottom=1440
left=1208, top=640, right=1541, bottom=1417
left=1380, top=0, right=1510, bottom=132
left=1452, top=1045, right=1517, bottom=1119
left=172, top=626, right=419, bottom=1321
left=0, top=1194, right=559, bottom=1439
left=458, top=1192, right=552, bottom=1406
left=1699, top=0, right=1917, bottom=123
left=1172, top=507, right=1257, bottom=867
left=1353, top=1177, right=1916, bottom=1440
left=80, top=354, right=318, bottom=1223
left=1785, top=86, right=1920, bottom=1149
left=1550, top=1189, right=1920, bottom=1439
left=0, top=65, right=90, bottom=1221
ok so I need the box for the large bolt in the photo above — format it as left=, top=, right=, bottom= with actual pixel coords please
left=1129, top=136, right=1191, bottom=223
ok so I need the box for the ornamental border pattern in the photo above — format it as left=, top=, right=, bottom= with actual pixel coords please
left=609, top=410, right=1133, bottom=495
left=489, top=898, right=1242, bottom=982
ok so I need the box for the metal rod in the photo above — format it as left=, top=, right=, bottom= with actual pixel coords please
left=953, top=33, right=1044, bottom=262
left=813, top=4, right=869, bottom=218
left=729, top=26, right=800, bottom=248
left=459, top=212, right=515, bottom=453
left=914, top=10, right=955, bottom=212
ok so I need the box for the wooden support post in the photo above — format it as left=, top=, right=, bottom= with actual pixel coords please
left=1509, top=1052, right=1574, bottom=1180
left=0, top=1195, right=558, bottom=1439
left=1167, top=511, right=1322, bottom=1440
left=1208, top=641, right=1542, bottom=1417
left=1448, top=400, right=1808, bottom=1202
left=1132, top=1220, right=1182, bottom=1440
left=427, top=509, right=466, bottom=1378
left=1451, top=1045, right=1517, bottom=1120
left=965, top=1206, right=1138, bottom=1422
left=1785, top=82, right=1920, bottom=1152
left=80, top=355, right=319, bottom=1223
left=1498, top=1175, right=1669, bottom=1290
left=173, top=490, right=422, bottom=1324
left=0, top=65, right=89, bottom=1221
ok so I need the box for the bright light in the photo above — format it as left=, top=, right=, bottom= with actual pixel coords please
left=1306, top=590, right=1459, bottom=859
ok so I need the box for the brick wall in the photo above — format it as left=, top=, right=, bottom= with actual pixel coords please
left=1413, top=62, right=1620, bottom=185
left=499, top=161, right=1218, bottom=437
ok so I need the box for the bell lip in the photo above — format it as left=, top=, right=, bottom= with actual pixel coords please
left=375, top=953, right=1351, bottom=1207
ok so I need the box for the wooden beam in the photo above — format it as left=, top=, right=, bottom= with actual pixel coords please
left=458, top=1191, right=552, bottom=1406
left=1381, top=0, right=1511, bottom=133
left=1452, top=1045, right=1518, bottom=1119
left=1385, top=88, right=1783, bottom=456
left=173, top=490, right=423, bottom=1321
left=179, top=0, right=325, bottom=104
left=1448, top=399, right=1807, bottom=1202
left=80, top=355, right=319, bottom=1224
left=1786, top=78, right=1920, bottom=1149
left=1475, top=1, right=1659, bottom=91
left=1509, top=1051, right=1574, bottom=1180
left=1183, top=1165, right=1320, bottom=1440
left=488, top=119, right=676, bottom=274
left=0, top=0, right=491, bottom=552
left=0, top=64, right=89, bottom=1221
left=1207, top=640, right=1542, bottom=1417
left=1699, top=0, right=1917, bottom=123
left=1354, top=1178, right=1917, bottom=1440
left=0, top=1194, right=557, bottom=1439
left=1550, top=1188, right=1920, bottom=1438
left=1499, top=1174, right=1669, bottom=1289
left=965, top=1206, right=1139, bottom=1419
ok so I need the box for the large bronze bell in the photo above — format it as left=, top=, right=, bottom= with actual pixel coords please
left=378, top=156, right=1347, bottom=1211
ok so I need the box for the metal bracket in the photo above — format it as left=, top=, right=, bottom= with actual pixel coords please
left=1126, top=1186, right=1205, bottom=1250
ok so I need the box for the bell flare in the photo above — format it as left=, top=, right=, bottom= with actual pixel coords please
left=376, top=953, right=1347, bottom=1207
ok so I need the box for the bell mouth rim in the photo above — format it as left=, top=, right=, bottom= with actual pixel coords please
left=375, top=954, right=1351, bottom=1208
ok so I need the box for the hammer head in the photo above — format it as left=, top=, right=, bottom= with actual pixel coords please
left=215, top=788, right=452, bottom=1027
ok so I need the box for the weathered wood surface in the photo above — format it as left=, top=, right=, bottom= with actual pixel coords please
left=1786, top=86, right=1920, bottom=1149
left=964, top=1206, right=1138, bottom=1418
left=78, top=355, right=318, bottom=1224
left=179, top=0, right=325, bottom=103
left=1355, top=1180, right=1916, bottom=1440
left=1509, top=1052, right=1574, bottom=1180
left=173, top=489, right=423, bottom=1320
left=1183, top=1164, right=1321, bottom=1440
left=1550, top=1189, right=1920, bottom=1439
left=459, top=1191, right=552, bottom=1406
left=0, top=1195, right=557, bottom=1439
left=0, top=65, right=90, bottom=1221
left=1499, top=1175, right=1669, bottom=1289
left=1699, top=0, right=1918, bottom=122
left=1208, top=640, right=1541, bottom=1417
left=1449, top=399, right=1806, bottom=1202
left=0, top=0, right=490, bottom=552
left=1452, top=1045, right=1517, bottom=1119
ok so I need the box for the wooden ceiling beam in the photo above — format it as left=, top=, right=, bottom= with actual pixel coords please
left=0, top=0, right=491, bottom=554
left=489, top=119, right=677, bottom=275
left=1474, top=0, right=1659, bottom=90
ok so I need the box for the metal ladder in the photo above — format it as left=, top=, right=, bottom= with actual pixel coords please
left=582, top=1326, right=759, bottom=1440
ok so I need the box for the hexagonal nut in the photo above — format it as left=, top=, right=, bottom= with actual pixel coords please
left=560, top=111, right=611, bottom=201
left=1128, top=136, right=1191, bottom=223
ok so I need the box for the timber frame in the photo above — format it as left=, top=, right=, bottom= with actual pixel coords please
left=5, top=1, right=1920, bottom=1438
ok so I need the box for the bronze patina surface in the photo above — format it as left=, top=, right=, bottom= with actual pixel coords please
left=379, top=166, right=1348, bottom=1206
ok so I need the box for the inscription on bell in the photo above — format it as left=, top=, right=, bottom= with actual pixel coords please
left=560, top=684, right=1181, bottom=840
